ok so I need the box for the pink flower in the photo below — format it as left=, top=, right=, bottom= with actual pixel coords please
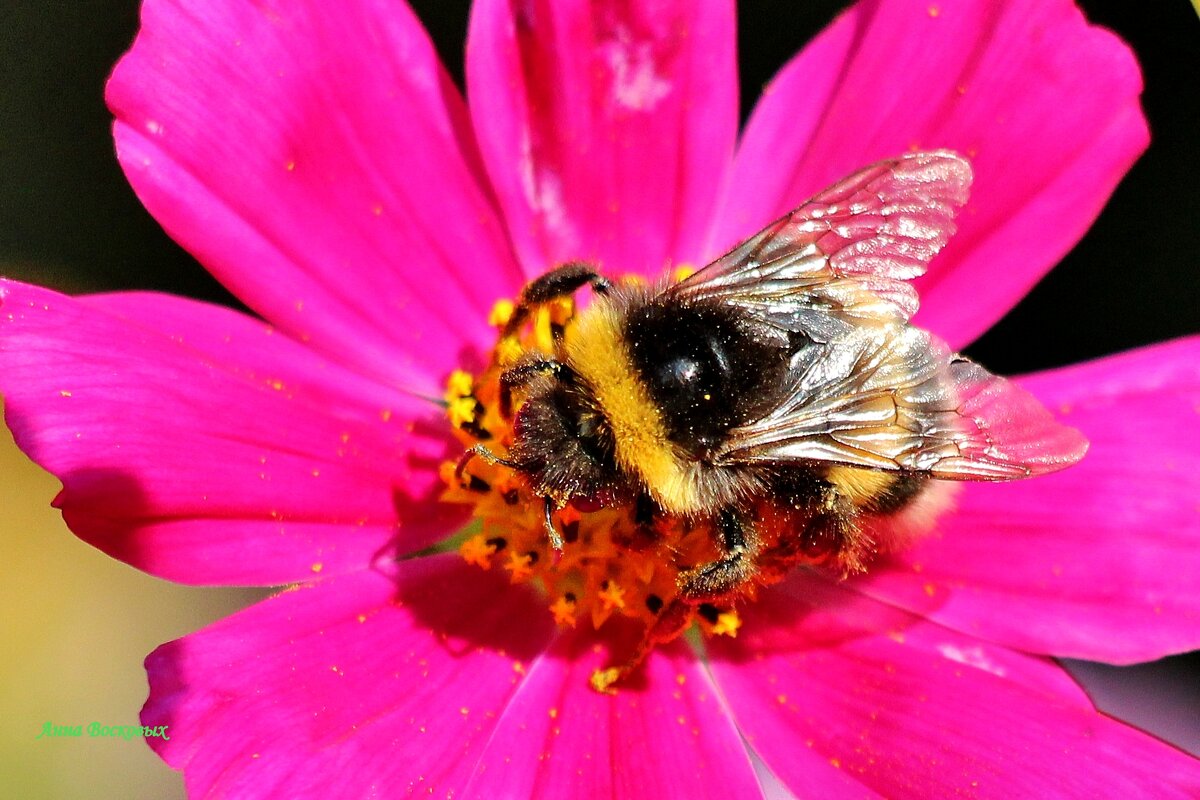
left=2, top=0, right=1197, bottom=796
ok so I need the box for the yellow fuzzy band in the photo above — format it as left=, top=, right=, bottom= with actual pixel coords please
left=564, top=304, right=702, bottom=514
left=825, top=466, right=898, bottom=508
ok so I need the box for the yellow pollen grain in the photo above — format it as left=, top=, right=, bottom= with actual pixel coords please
left=548, top=297, right=574, bottom=327
left=59, top=390, right=72, bottom=398
left=446, top=371, right=477, bottom=429
left=927, top=5, right=940, bottom=17
left=548, top=707, right=558, bottom=719
left=445, top=369, right=474, bottom=400
left=504, top=551, right=534, bottom=583
left=310, top=562, right=323, bottom=573
left=712, top=610, right=742, bottom=638
left=590, top=668, right=621, bottom=695
left=923, top=582, right=937, bottom=597
left=495, top=336, right=525, bottom=367
left=598, top=582, right=627, bottom=611
left=549, top=596, right=578, bottom=627
left=460, top=535, right=497, bottom=570
left=488, top=298, right=515, bottom=328
left=533, top=308, right=557, bottom=353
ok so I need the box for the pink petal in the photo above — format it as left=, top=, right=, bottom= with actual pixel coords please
left=467, top=0, right=737, bottom=277
left=0, top=281, right=460, bottom=585
left=710, top=575, right=1200, bottom=799
left=855, top=338, right=1200, bottom=663
left=142, top=556, right=556, bottom=798
left=464, top=622, right=760, bottom=798
left=107, top=0, right=524, bottom=395
left=712, top=0, right=1147, bottom=348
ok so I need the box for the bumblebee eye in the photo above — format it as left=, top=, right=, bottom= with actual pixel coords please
left=554, top=391, right=613, bottom=464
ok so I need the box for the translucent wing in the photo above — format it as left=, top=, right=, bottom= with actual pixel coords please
left=670, top=151, right=972, bottom=340
left=715, top=324, right=1088, bottom=479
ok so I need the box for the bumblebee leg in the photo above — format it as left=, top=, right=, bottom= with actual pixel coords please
left=677, top=508, right=760, bottom=603
left=542, top=495, right=565, bottom=556
left=501, top=262, right=611, bottom=339
left=591, top=600, right=694, bottom=694
left=454, top=444, right=521, bottom=482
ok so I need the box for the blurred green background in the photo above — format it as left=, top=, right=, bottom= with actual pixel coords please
left=1, top=1, right=1197, bottom=797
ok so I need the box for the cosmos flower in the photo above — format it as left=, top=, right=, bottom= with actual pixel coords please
left=2, top=0, right=1198, bottom=796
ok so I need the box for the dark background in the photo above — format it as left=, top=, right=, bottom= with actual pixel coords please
left=0, top=0, right=1196, bottom=780
left=0, top=0, right=1196, bottom=373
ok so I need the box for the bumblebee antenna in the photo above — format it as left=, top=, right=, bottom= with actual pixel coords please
left=542, top=496, right=565, bottom=557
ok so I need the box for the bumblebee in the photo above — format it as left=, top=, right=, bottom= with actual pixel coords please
left=461, top=150, right=1086, bottom=609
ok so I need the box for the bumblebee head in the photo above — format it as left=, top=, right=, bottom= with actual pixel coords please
left=508, top=370, right=633, bottom=508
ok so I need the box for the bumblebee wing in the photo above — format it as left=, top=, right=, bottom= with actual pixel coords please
left=715, top=325, right=1088, bottom=480
left=670, top=151, right=971, bottom=335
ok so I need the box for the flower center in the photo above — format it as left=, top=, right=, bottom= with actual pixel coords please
left=440, top=280, right=857, bottom=691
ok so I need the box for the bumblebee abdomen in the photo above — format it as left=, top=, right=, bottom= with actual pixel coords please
left=824, top=465, right=928, bottom=513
